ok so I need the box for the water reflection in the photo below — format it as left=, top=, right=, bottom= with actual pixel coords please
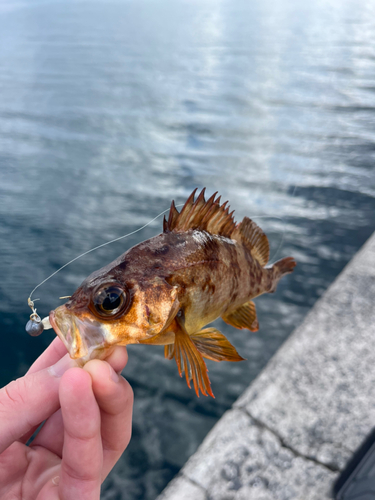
left=0, top=0, right=375, bottom=498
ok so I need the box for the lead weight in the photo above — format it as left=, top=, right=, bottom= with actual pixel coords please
left=26, top=317, right=44, bottom=337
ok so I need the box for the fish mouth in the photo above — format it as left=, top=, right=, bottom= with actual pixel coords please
left=50, top=305, right=114, bottom=364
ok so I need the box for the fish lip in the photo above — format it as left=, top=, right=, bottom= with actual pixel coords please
left=50, top=306, right=111, bottom=363
left=49, top=309, right=71, bottom=354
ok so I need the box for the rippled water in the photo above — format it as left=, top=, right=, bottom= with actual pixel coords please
left=1, top=0, right=375, bottom=498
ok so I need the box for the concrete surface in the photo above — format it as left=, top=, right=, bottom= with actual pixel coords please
left=157, top=232, right=375, bottom=500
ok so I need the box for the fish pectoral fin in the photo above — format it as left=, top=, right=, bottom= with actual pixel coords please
left=222, top=301, right=259, bottom=332
left=159, top=296, right=180, bottom=332
left=173, top=324, right=214, bottom=398
left=191, top=328, right=245, bottom=362
left=164, top=344, right=175, bottom=360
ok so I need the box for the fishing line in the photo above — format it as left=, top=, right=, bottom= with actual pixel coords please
left=29, top=188, right=297, bottom=303
left=250, top=183, right=298, bottom=263
left=28, top=203, right=184, bottom=303
left=26, top=203, right=185, bottom=335
left=26, top=185, right=298, bottom=334
left=250, top=215, right=286, bottom=263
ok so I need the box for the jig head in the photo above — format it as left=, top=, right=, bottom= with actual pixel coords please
left=25, top=297, right=52, bottom=336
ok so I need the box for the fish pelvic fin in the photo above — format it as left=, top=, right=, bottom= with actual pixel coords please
left=163, top=188, right=237, bottom=238
left=191, top=327, right=245, bottom=362
left=269, top=256, right=297, bottom=293
left=164, top=344, right=175, bottom=360
left=222, top=301, right=259, bottom=332
left=232, top=217, right=270, bottom=266
left=173, top=322, right=214, bottom=398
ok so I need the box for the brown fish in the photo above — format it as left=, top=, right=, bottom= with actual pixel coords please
left=50, top=189, right=296, bottom=397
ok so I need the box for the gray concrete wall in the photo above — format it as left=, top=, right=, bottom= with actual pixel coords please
left=157, top=232, right=375, bottom=500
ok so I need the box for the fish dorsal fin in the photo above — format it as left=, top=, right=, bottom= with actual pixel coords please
left=163, top=188, right=237, bottom=238
left=222, top=300, right=259, bottom=332
left=233, top=217, right=269, bottom=266
left=190, top=327, right=245, bottom=362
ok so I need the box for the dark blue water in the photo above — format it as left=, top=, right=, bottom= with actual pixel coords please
left=1, top=0, right=375, bottom=498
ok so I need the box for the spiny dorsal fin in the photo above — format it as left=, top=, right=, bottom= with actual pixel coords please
left=164, top=199, right=180, bottom=232
left=163, top=188, right=237, bottom=238
left=190, top=327, right=245, bottom=362
left=222, top=300, right=259, bottom=332
left=232, top=217, right=269, bottom=266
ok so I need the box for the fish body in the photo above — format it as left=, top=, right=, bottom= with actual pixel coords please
left=50, top=189, right=296, bottom=396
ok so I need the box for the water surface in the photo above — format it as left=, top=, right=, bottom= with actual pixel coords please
left=1, top=0, right=375, bottom=498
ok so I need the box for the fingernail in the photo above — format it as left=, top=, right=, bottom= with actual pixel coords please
left=48, top=354, right=78, bottom=378
left=108, top=363, right=119, bottom=383
left=52, top=476, right=60, bottom=486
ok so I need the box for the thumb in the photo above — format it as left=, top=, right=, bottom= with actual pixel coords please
left=0, top=354, right=77, bottom=453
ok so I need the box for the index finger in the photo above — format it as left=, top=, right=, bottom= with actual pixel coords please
left=0, top=357, right=76, bottom=453
left=27, top=337, right=67, bottom=375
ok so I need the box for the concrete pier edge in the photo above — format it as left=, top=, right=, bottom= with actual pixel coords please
left=156, top=232, right=375, bottom=500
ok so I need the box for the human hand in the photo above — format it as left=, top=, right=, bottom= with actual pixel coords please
left=0, top=337, right=133, bottom=499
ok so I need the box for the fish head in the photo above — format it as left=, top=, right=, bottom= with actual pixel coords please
left=49, top=264, right=179, bottom=364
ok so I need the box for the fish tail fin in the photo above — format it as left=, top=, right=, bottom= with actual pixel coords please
left=269, top=256, right=296, bottom=293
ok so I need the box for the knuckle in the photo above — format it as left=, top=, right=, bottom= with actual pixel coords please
left=62, top=459, right=99, bottom=483
left=115, top=428, right=132, bottom=452
left=0, top=378, right=27, bottom=409
left=121, top=378, right=134, bottom=406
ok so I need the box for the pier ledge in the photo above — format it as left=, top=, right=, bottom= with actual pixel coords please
left=157, top=231, right=375, bottom=500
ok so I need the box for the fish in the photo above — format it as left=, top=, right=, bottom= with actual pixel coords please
left=49, top=188, right=296, bottom=397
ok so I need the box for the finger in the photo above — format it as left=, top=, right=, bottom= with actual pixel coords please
left=0, top=355, right=77, bottom=453
left=102, top=346, right=128, bottom=374
left=30, top=409, right=64, bottom=456
left=84, top=359, right=133, bottom=480
left=58, top=368, right=102, bottom=500
left=19, top=346, right=75, bottom=445
left=31, top=349, right=129, bottom=457
left=27, top=342, right=126, bottom=377
left=27, top=337, right=67, bottom=375
left=19, top=341, right=69, bottom=444
left=18, top=424, right=41, bottom=446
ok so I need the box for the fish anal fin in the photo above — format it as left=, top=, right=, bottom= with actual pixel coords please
left=173, top=322, right=214, bottom=398
left=191, top=327, right=245, bottom=362
left=164, top=188, right=237, bottom=238
left=232, top=217, right=269, bottom=266
left=222, top=301, right=259, bottom=332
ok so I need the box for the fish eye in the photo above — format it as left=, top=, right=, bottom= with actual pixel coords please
left=92, top=284, right=129, bottom=317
